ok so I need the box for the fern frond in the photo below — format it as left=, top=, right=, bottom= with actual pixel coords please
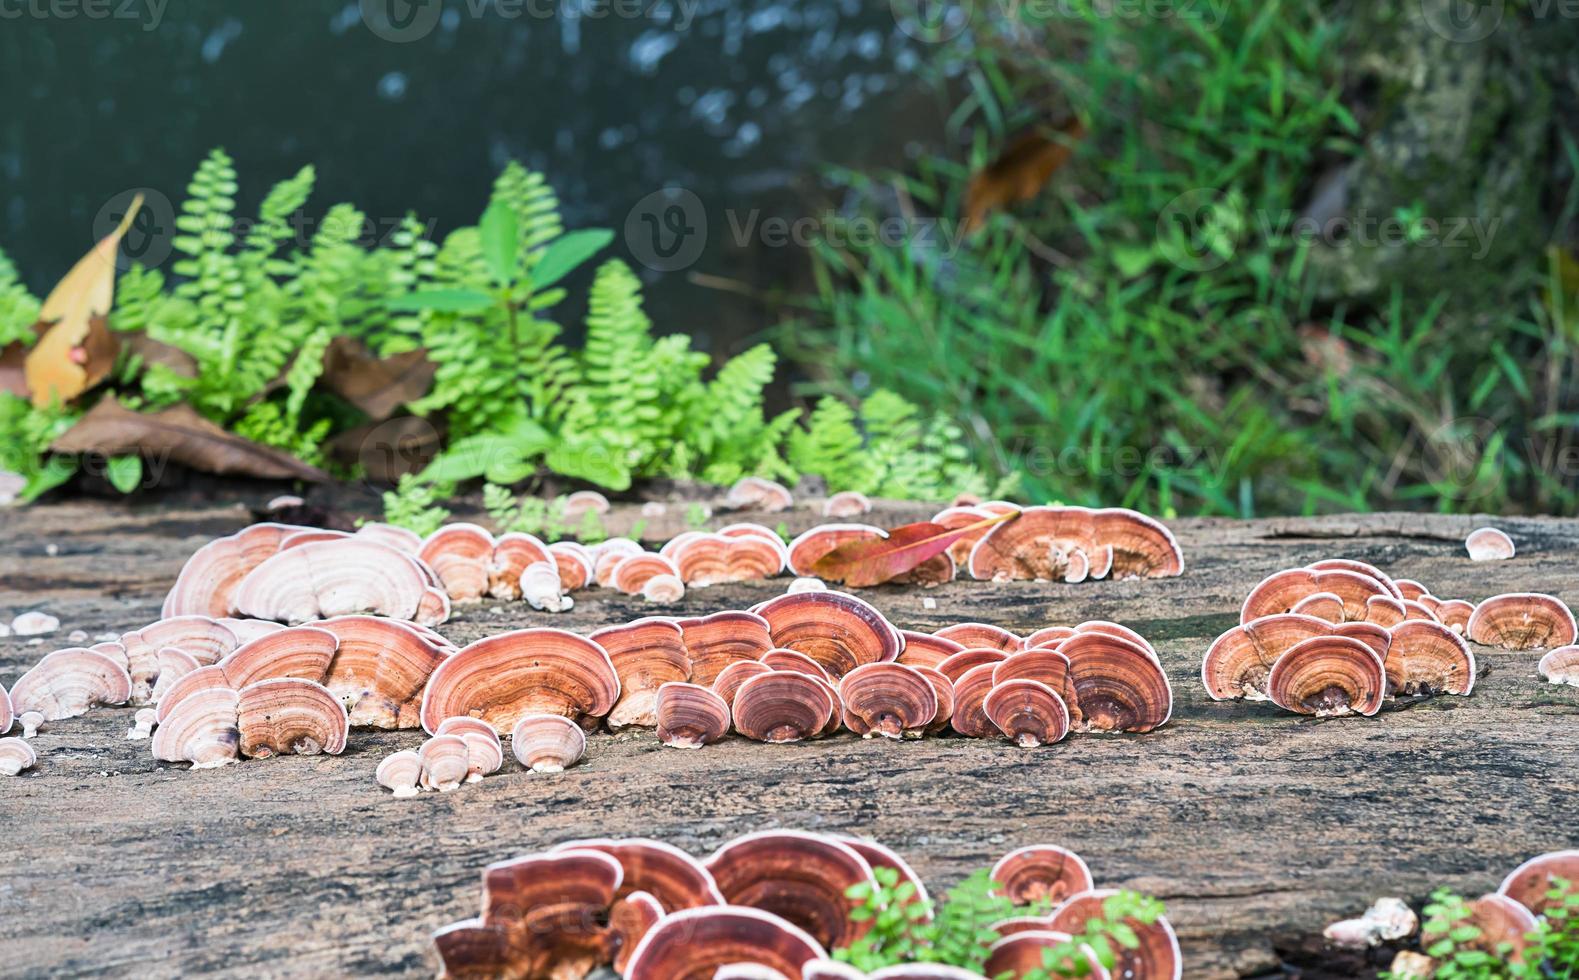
left=788, top=396, right=869, bottom=492
left=0, top=245, right=41, bottom=346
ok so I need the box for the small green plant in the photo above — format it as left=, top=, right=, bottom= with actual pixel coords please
left=1020, top=891, right=1167, bottom=979
left=1380, top=880, right=1579, bottom=980
left=836, top=867, right=1037, bottom=972
left=684, top=502, right=711, bottom=529
left=379, top=473, right=450, bottom=537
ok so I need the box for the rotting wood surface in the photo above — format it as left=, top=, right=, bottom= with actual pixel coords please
left=2, top=498, right=1576, bottom=979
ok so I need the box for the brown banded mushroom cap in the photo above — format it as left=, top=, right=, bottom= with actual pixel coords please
left=1394, top=578, right=1430, bottom=600
left=672, top=533, right=787, bottom=587
left=554, top=837, right=727, bottom=911
left=967, top=505, right=1099, bottom=582
left=119, top=615, right=239, bottom=702
left=563, top=490, right=612, bottom=518
left=18, top=711, right=42, bottom=739
left=0, top=737, right=38, bottom=776
left=804, top=960, right=866, bottom=979
left=418, top=523, right=495, bottom=602
left=990, top=845, right=1094, bottom=905
left=155, top=626, right=339, bottom=723
left=317, top=616, right=449, bottom=729
left=7, top=647, right=132, bottom=721
left=592, top=618, right=692, bottom=729
left=510, top=712, right=588, bottom=772
left=833, top=836, right=933, bottom=920
left=1241, top=566, right=1390, bottom=624
left=678, top=611, right=774, bottom=688
left=1293, top=591, right=1347, bottom=624
left=643, top=573, right=686, bottom=605
left=983, top=680, right=1070, bottom=747
left=936, top=648, right=1010, bottom=685
left=1201, top=614, right=1333, bottom=702
left=466, top=848, right=624, bottom=978
left=376, top=749, right=423, bottom=797
left=1073, top=620, right=1159, bottom=662
left=1333, top=621, right=1392, bottom=660
left=1465, top=527, right=1515, bottom=561
left=731, top=671, right=835, bottom=743
left=611, top=890, right=666, bottom=973
left=419, top=628, right=620, bottom=733
left=149, top=648, right=201, bottom=704
left=786, top=577, right=827, bottom=594
left=161, top=523, right=311, bottom=619
left=1093, top=507, right=1184, bottom=579
left=461, top=731, right=504, bottom=781
left=909, top=666, right=955, bottom=734
left=705, top=830, right=875, bottom=949
left=625, top=905, right=827, bottom=980
left=489, top=531, right=555, bottom=600
left=1434, top=598, right=1474, bottom=633
left=811, top=676, right=844, bottom=737
left=1061, top=632, right=1173, bottom=733
left=1048, top=889, right=1182, bottom=980
left=436, top=715, right=498, bottom=740
left=785, top=524, right=886, bottom=578
left=891, top=550, right=956, bottom=587
left=151, top=687, right=241, bottom=769
left=218, top=617, right=288, bottom=644
left=354, top=521, right=423, bottom=553
left=929, top=504, right=998, bottom=565
left=1468, top=593, right=1577, bottom=649
left=1022, top=625, right=1078, bottom=650
left=419, top=734, right=471, bottom=791
left=1307, top=558, right=1403, bottom=599
left=822, top=491, right=872, bottom=518
left=985, top=931, right=1109, bottom=980
left=719, top=522, right=791, bottom=548
left=895, top=630, right=965, bottom=670
left=1385, top=620, right=1476, bottom=696
left=1539, top=645, right=1579, bottom=687
left=548, top=541, right=596, bottom=592
left=593, top=537, right=646, bottom=562
left=661, top=530, right=709, bottom=561
left=1266, top=635, right=1385, bottom=717
left=613, top=553, right=685, bottom=596
left=1360, top=596, right=1407, bottom=628
left=236, top=678, right=349, bottom=758
left=726, top=477, right=794, bottom=513
left=1498, top=850, right=1579, bottom=915
left=752, top=591, right=900, bottom=679
left=838, top=662, right=938, bottom=739
left=761, top=648, right=834, bottom=683
left=932, top=622, right=1021, bottom=653
left=656, top=682, right=731, bottom=748
left=131, top=701, right=165, bottom=739
left=948, top=663, right=999, bottom=738
left=713, top=660, right=774, bottom=709
left=235, top=538, right=441, bottom=625
left=1399, top=599, right=1441, bottom=622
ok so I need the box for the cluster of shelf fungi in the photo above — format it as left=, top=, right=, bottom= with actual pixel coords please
left=3, top=498, right=1578, bottom=978
left=431, top=831, right=1182, bottom=980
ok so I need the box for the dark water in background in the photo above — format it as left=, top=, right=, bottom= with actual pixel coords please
left=0, top=0, right=951, bottom=355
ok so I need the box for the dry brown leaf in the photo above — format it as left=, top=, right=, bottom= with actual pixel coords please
left=321, top=336, right=436, bottom=420
left=810, top=512, right=1017, bottom=587
left=24, top=195, right=144, bottom=407
left=51, top=397, right=328, bottom=482
left=962, top=118, right=1087, bottom=236
left=121, top=331, right=199, bottom=379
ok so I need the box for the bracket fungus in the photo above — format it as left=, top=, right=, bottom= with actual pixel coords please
left=119, top=615, right=239, bottom=703
left=554, top=837, right=728, bottom=911
left=731, top=671, right=836, bottom=743
left=910, top=666, right=955, bottom=735
left=1465, top=526, right=1516, bottom=562
left=376, top=749, right=423, bottom=797
left=148, top=648, right=201, bottom=704
left=982, top=679, right=1070, bottom=747
left=563, top=490, right=612, bottom=519
left=787, top=524, right=885, bottom=578
left=490, top=532, right=557, bottom=600
left=838, top=662, right=938, bottom=739
left=1384, top=620, right=1475, bottom=697
left=1266, top=635, right=1386, bottom=717
left=419, top=734, right=471, bottom=792
left=967, top=505, right=1101, bottom=583
left=948, top=663, right=999, bottom=739
left=704, top=831, right=876, bottom=950
left=317, top=616, right=450, bottom=729
left=642, top=574, right=686, bottom=605
left=1061, top=632, right=1172, bottom=733
left=548, top=542, right=595, bottom=592
left=0, top=682, right=10, bottom=735
left=655, top=682, right=731, bottom=748
left=1467, top=593, right=1577, bottom=650
left=592, top=618, right=692, bottom=729
left=984, top=930, right=1110, bottom=980
left=161, top=522, right=309, bottom=618
left=418, top=523, right=495, bottom=602
left=1240, top=566, right=1391, bottom=625
left=419, top=628, right=619, bottom=734
left=678, top=611, right=774, bottom=688
left=713, top=660, right=774, bottom=710
left=726, top=476, right=794, bottom=513
left=822, top=491, right=872, bottom=518
left=236, top=678, right=349, bottom=758
left=933, top=622, right=1022, bottom=653
left=438, top=717, right=504, bottom=781
left=895, top=630, right=964, bottom=670
left=672, top=532, right=787, bottom=587
left=760, top=648, right=834, bottom=682
left=625, top=905, right=826, bottom=980
left=155, top=626, right=340, bottom=724
left=609, top=891, right=665, bottom=973
left=937, top=648, right=1010, bottom=685
left=1420, top=893, right=1537, bottom=963
left=7, top=647, right=132, bottom=721
left=1498, top=850, right=1579, bottom=915
left=992, top=649, right=1076, bottom=714
left=1201, top=614, right=1333, bottom=702
left=0, top=737, right=37, bottom=776
left=152, top=687, right=242, bottom=768
left=19, top=711, right=43, bottom=739
left=990, top=845, right=1094, bottom=906
left=234, top=538, right=448, bottom=626
left=612, top=553, right=685, bottom=596
left=1048, top=888, right=1182, bottom=980
left=510, top=713, right=587, bottom=772
left=1539, top=645, right=1579, bottom=687
left=752, top=591, right=901, bottom=679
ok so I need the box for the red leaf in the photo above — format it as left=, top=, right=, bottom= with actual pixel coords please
left=811, top=512, right=1018, bottom=588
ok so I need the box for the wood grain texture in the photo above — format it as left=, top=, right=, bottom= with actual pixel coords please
left=2, top=499, right=1576, bottom=979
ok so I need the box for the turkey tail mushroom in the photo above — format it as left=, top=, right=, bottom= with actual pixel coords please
left=752, top=591, right=900, bottom=679
left=1048, top=889, right=1182, bottom=980
left=656, top=682, right=731, bottom=748
left=1465, top=527, right=1515, bottom=561
left=1539, top=646, right=1579, bottom=687
left=1266, top=636, right=1386, bottom=717
left=1060, top=632, right=1172, bottom=733
left=731, top=672, right=835, bottom=744
left=510, top=713, right=588, bottom=772
left=982, top=679, right=1070, bottom=747
left=593, top=618, right=693, bottom=729
left=838, top=662, right=938, bottom=739
left=0, top=737, right=38, bottom=776
left=703, top=831, right=875, bottom=950
left=1467, top=594, right=1577, bottom=650
left=678, top=611, right=774, bottom=688
left=624, top=905, right=826, bottom=980
left=419, top=628, right=619, bottom=734
left=990, top=845, right=1094, bottom=905
left=1384, top=621, right=1476, bottom=697
left=725, top=477, right=794, bottom=513
left=1498, top=850, right=1579, bottom=915
left=7, top=647, right=132, bottom=721
left=236, top=678, right=349, bottom=758
left=376, top=749, right=423, bottom=797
